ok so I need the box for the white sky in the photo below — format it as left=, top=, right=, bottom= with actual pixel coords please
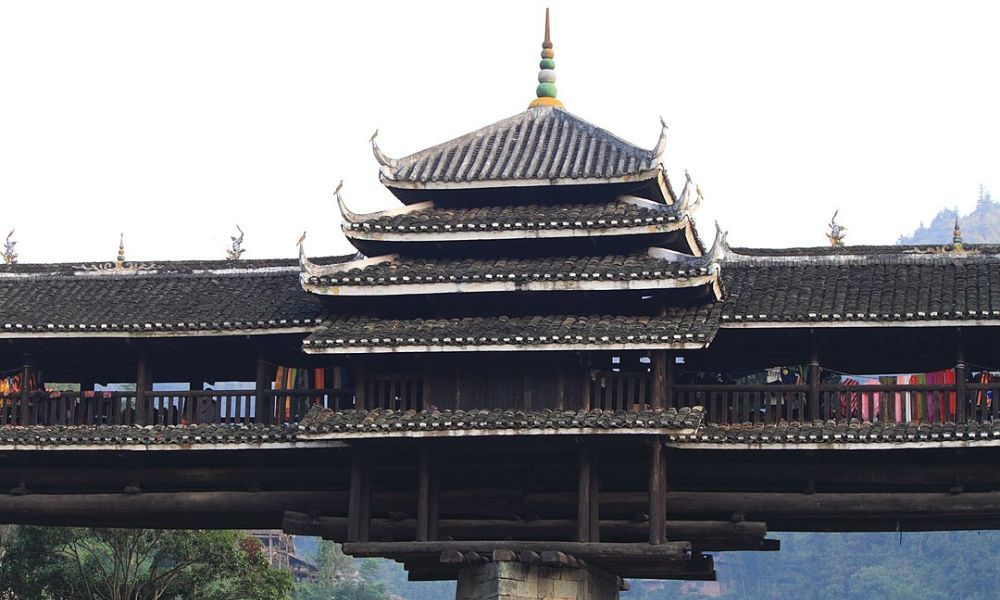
left=2, top=0, right=1000, bottom=263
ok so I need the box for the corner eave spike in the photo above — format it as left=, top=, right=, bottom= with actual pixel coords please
left=370, top=129, right=398, bottom=169
left=652, top=117, right=668, bottom=159
left=335, top=180, right=363, bottom=224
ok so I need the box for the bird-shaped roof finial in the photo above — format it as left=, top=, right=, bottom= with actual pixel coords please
left=528, top=8, right=564, bottom=109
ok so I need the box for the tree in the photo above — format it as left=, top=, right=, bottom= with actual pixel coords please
left=293, top=541, right=391, bottom=600
left=0, top=527, right=293, bottom=600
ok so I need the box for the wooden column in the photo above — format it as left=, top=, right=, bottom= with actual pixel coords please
left=416, top=445, right=439, bottom=541
left=956, top=329, right=967, bottom=423
left=135, top=352, right=150, bottom=425
left=577, top=446, right=591, bottom=542
left=648, top=437, right=666, bottom=545
left=808, top=334, right=820, bottom=423
left=348, top=445, right=372, bottom=542
left=651, top=351, right=668, bottom=410
left=665, top=353, right=676, bottom=410
left=255, top=358, right=270, bottom=425
left=19, top=355, right=31, bottom=425
left=354, top=367, right=367, bottom=410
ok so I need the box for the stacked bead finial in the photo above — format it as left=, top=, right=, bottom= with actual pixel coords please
left=952, top=217, right=964, bottom=252
left=529, top=8, right=564, bottom=109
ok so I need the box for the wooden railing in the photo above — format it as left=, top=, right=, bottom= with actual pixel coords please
left=363, top=375, right=423, bottom=411
left=0, top=388, right=354, bottom=427
left=591, top=371, right=651, bottom=411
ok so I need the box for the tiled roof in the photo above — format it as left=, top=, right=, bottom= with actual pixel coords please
left=0, top=423, right=298, bottom=446
left=304, top=253, right=714, bottom=287
left=377, top=106, right=662, bottom=187
left=297, top=406, right=705, bottom=433
left=303, top=311, right=719, bottom=352
left=685, top=419, right=1000, bottom=445
left=0, top=258, right=331, bottom=336
left=0, top=408, right=705, bottom=446
left=718, top=251, right=1000, bottom=324
left=343, top=201, right=682, bottom=234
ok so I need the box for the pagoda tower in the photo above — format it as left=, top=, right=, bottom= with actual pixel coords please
left=299, top=10, right=724, bottom=414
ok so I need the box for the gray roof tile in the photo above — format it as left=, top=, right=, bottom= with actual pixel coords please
left=303, top=311, right=719, bottom=351
left=379, top=107, right=661, bottom=186
left=344, top=201, right=681, bottom=234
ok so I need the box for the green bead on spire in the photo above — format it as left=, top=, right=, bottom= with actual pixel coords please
left=529, top=8, right=564, bottom=109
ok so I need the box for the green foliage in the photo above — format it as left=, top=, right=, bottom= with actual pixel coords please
left=624, top=531, right=1000, bottom=600
left=0, top=527, right=293, bottom=600
left=293, top=541, right=392, bottom=600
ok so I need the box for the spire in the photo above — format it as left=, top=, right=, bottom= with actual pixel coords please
left=952, top=217, right=964, bottom=252
left=117, top=233, right=126, bottom=264
left=528, top=8, right=564, bottom=109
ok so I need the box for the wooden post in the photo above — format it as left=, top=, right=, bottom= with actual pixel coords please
left=808, top=335, right=820, bottom=423
left=255, top=358, right=270, bottom=425
left=577, top=445, right=591, bottom=542
left=589, top=449, right=600, bottom=542
left=416, top=445, right=438, bottom=541
left=19, top=355, right=31, bottom=426
left=665, top=352, right=676, bottom=410
left=348, top=445, right=372, bottom=542
left=354, top=367, right=366, bottom=410
left=652, top=351, right=667, bottom=410
left=135, top=352, right=150, bottom=425
left=648, top=437, right=666, bottom=545
left=956, top=329, right=967, bottom=423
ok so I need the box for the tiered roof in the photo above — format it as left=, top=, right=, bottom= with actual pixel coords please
left=299, top=13, right=721, bottom=354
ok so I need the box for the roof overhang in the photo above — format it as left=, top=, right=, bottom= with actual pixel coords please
left=302, top=274, right=722, bottom=298
left=303, top=340, right=710, bottom=354
left=342, top=220, right=687, bottom=243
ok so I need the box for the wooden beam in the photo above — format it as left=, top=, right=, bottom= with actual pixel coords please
left=808, top=333, right=820, bottom=422
left=135, top=351, right=150, bottom=425
left=648, top=437, right=666, bottom=544
left=282, top=511, right=767, bottom=546
left=577, top=445, right=591, bottom=542
left=255, top=357, right=270, bottom=425
left=348, top=446, right=372, bottom=542
left=416, top=446, right=437, bottom=541
left=19, top=355, right=31, bottom=426
left=342, top=540, right=691, bottom=561
left=651, top=351, right=667, bottom=410
left=956, top=328, right=967, bottom=424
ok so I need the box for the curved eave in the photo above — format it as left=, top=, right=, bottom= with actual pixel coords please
left=303, top=340, right=710, bottom=355
left=0, top=324, right=320, bottom=339
left=301, top=274, right=722, bottom=298
left=342, top=220, right=687, bottom=243
left=379, top=168, right=663, bottom=191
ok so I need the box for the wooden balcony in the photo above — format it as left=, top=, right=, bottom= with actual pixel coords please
left=2, top=371, right=997, bottom=428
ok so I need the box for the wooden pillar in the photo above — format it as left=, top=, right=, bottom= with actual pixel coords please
left=135, top=352, right=150, bottom=425
left=354, top=367, right=367, bottom=410
left=808, top=334, right=820, bottom=423
left=255, top=358, right=270, bottom=425
left=651, top=351, right=667, bottom=410
left=665, top=353, right=676, bottom=410
left=19, top=355, right=31, bottom=426
left=577, top=445, right=591, bottom=542
left=648, top=437, right=666, bottom=545
left=956, top=329, right=967, bottom=423
left=348, top=445, right=372, bottom=542
left=416, top=445, right=438, bottom=541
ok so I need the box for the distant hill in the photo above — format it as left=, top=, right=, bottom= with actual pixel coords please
left=898, top=186, right=1000, bottom=244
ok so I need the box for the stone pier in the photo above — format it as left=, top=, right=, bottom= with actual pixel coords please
left=455, top=558, right=622, bottom=600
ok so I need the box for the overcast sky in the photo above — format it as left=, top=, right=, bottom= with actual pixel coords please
left=2, top=1, right=1000, bottom=263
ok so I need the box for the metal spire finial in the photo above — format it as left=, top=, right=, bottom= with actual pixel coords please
left=2, top=229, right=17, bottom=265
left=528, top=8, right=564, bottom=109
